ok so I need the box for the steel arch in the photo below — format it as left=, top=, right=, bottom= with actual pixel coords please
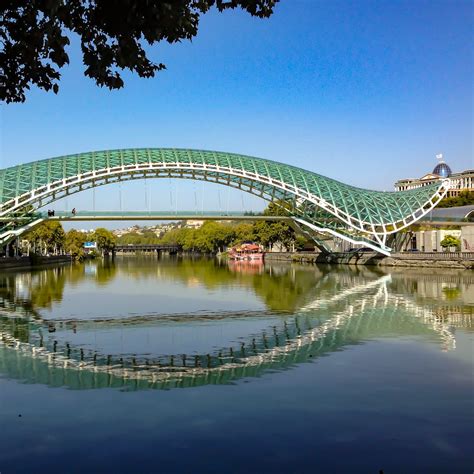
left=0, top=148, right=450, bottom=254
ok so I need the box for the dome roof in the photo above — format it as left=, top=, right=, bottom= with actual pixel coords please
left=433, top=161, right=452, bottom=178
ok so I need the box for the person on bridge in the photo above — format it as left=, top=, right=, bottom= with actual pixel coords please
left=72, top=208, right=76, bottom=216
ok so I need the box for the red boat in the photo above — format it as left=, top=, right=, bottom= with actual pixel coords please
left=228, top=243, right=264, bottom=262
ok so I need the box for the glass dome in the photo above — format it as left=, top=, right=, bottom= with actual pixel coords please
left=433, top=161, right=452, bottom=178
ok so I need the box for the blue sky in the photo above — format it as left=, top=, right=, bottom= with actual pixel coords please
left=1, top=0, right=472, bottom=219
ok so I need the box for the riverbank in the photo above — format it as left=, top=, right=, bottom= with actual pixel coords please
left=0, top=255, right=73, bottom=271
left=3, top=252, right=471, bottom=271
left=265, top=251, right=474, bottom=269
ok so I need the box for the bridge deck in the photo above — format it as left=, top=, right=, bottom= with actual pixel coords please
left=2, top=210, right=291, bottom=222
left=2, top=209, right=471, bottom=224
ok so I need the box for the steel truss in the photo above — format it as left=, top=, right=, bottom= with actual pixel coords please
left=0, top=149, right=450, bottom=254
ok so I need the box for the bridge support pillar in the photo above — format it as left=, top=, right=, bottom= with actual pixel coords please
left=14, top=237, right=19, bottom=257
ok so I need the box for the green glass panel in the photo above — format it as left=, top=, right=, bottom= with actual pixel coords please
left=0, top=148, right=443, bottom=228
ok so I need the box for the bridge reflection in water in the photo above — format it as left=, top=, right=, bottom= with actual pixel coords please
left=0, top=259, right=472, bottom=391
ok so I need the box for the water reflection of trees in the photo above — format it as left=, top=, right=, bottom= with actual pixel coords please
left=0, top=260, right=118, bottom=312
left=110, top=257, right=390, bottom=311
left=1, top=268, right=63, bottom=311
left=1, top=257, right=336, bottom=313
left=0, top=257, right=473, bottom=321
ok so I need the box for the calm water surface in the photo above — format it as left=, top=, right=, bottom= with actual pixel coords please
left=0, top=256, right=473, bottom=473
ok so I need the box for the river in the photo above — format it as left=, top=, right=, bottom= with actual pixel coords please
left=0, top=256, right=473, bottom=473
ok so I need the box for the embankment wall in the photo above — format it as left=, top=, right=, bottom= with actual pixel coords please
left=0, top=255, right=73, bottom=271
left=265, top=252, right=474, bottom=270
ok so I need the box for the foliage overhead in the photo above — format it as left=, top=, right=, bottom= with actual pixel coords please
left=1, top=0, right=279, bottom=103
left=0, top=256, right=325, bottom=313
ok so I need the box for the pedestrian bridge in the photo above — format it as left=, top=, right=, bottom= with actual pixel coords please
left=0, top=148, right=450, bottom=254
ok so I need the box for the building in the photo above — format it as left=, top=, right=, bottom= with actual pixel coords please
left=399, top=228, right=474, bottom=252
left=186, top=220, right=205, bottom=229
left=395, top=156, right=473, bottom=197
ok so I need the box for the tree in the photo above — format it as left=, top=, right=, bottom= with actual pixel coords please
left=437, top=191, right=474, bottom=208
left=232, top=223, right=255, bottom=244
left=194, top=222, right=235, bottom=252
left=182, top=228, right=198, bottom=251
left=117, top=230, right=161, bottom=245
left=294, top=235, right=307, bottom=251
left=253, top=201, right=296, bottom=250
left=159, top=227, right=191, bottom=248
left=440, top=234, right=460, bottom=250
left=1, top=0, right=278, bottom=103
left=92, top=227, right=116, bottom=255
left=23, top=221, right=65, bottom=255
left=64, top=229, right=88, bottom=260
left=156, top=222, right=238, bottom=253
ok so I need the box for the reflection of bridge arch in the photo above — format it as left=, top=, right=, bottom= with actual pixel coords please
left=0, top=276, right=457, bottom=390
left=0, top=149, right=450, bottom=253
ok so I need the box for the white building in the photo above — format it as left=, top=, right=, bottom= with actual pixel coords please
left=395, top=157, right=473, bottom=198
